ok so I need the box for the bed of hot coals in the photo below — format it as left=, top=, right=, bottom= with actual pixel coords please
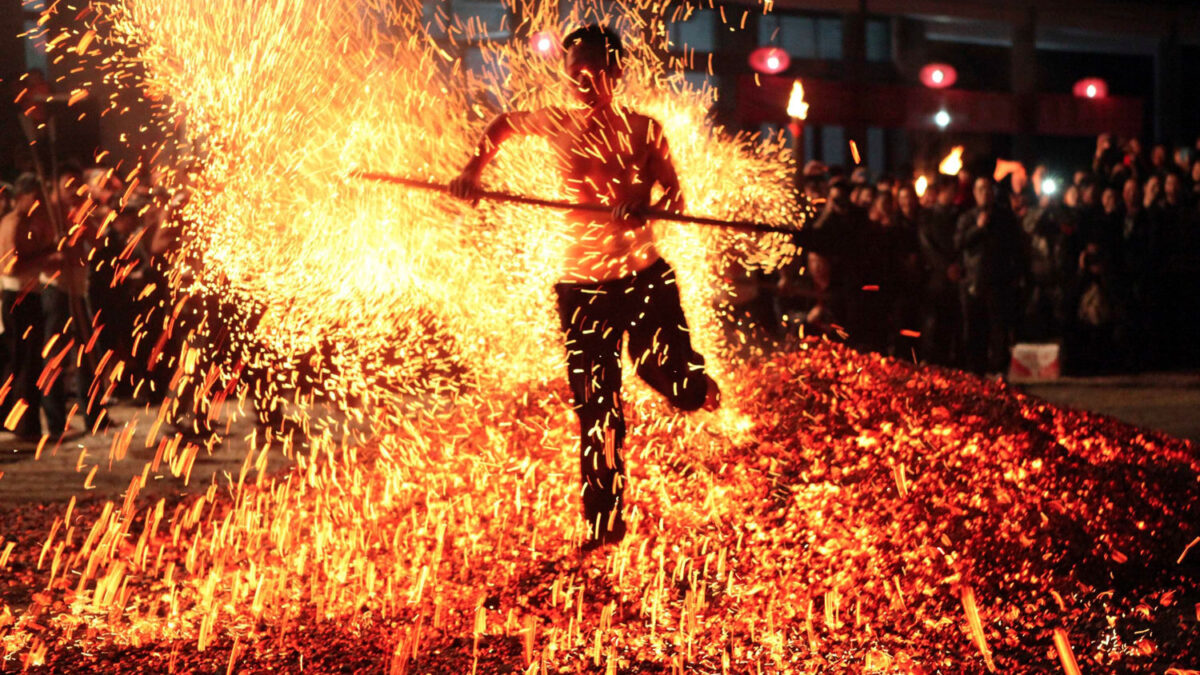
left=2, top=339, right=1197, bottom=673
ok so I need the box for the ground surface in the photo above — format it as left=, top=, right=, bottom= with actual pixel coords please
left=0, top=342, right=1197, bottom=673
left=1022, top=372, right=1200, bottom=444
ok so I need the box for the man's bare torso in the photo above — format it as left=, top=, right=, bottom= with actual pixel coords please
left=515, top=105, right=673, bottom=282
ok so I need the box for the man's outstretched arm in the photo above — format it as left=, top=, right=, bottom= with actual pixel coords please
left=450, top=111, right=541, bottom=201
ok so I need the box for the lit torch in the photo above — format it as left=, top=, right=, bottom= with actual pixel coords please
left=787, top=79, right=809, bottom=163
left=938, top=146, right=964, bottom=176
left=914, top=175, right=929, bottom=198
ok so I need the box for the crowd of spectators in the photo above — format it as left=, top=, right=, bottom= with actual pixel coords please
left=0, top=161, right=175, bottom=443
left=750, top=133, right=1200, bottom=377
left=4, top=131, right=1199, bottom=444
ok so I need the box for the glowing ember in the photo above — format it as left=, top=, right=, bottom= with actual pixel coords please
left=939, top=145, right=964, bottom=175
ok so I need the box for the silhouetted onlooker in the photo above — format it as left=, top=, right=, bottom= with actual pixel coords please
left=956, top=177, right=1023, bottom=375
left=918, top=178, right=963, bottom=366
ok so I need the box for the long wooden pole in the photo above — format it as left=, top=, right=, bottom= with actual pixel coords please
left=353, top=171, right=803, bottom=236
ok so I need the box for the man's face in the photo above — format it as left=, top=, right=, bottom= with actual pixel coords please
left=973, top=178, right=993, bottom=208
left=1102, top=188, right=1117, bottom=213
left=936, top=186, right=955, bottom=207
left=15, top=190, right=37, bottom=213
left=1081, top=184, right=1098, bottom=205
left=1123, top=179, right=1140, bottom=209
left=57, top=174, right=82, bottom=206
left=565, top=45, right=618, bottom=109
left=1165, top=173, right=1182, bottom=202
left=827, top=185, right=849, bottom=212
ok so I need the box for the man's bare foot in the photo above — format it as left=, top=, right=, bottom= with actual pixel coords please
left=702, top=375, right=721, bottom=411
left=581, top=517, right=627, bottom=554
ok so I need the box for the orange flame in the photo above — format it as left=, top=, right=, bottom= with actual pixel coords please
left=914, top=175, right=929, bottom=198
left=787, top=80, right=808, bottom=120
left=938, top=146, right=964, bottom=175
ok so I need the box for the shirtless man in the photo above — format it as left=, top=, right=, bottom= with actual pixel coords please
left=450, top=25, right=719, bottom=549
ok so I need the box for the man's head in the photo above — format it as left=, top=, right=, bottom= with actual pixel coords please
left=57, top=162, right=84, bottom=206
left=1122, top=177, right=1141, bottom=210
left=562, top=25, right=624, bottom=109
left=1101, top=186, right=1118, bottom=214
left=897, top=184, right=917, bottom=216
left=972, top=177, right=994, bottom=209
left=935, top=176, right=956, bottom=207
left=1151, top=144, right=1168, bottom=168
left=854, top=183, right=876, bottom=208
left=1164, top=171, right=1183, bottom=204
left=13, top=173, right=41, bottom=212
left=1079, top=176, right=1098, bottom=206
left=826, top=179, right=850, bottom=213
left=113, top=203, right=142, bottom=236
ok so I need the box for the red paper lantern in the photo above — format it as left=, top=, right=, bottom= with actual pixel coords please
left=749, top=47, right=790, bottom=75
left=919, top=63, right=957, bottom=89
left=1072, top=77, right=1108, bottom=100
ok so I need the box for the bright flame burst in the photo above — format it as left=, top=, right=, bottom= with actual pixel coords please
left=938, top=145, right=964, bottom=176
left=786, top=79, right=808, bottom=120
left=1, top=0, right=820, bottom=669
left=99, top=0, right=804, bottom=427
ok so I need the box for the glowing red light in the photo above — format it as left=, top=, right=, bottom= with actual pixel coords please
left=531, top=30, right=557, bottom=56
left=919, top=63, right=957, bottom=89
left=749, top=47, right=790, bottom=75
left=1073, top=77, right=1108, bottom=100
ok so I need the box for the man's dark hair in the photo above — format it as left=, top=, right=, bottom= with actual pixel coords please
left=14, top=173, right=41, bottom=196
left=59, top=161, right=83, bottom=181
left=562, top=25, right=625, bottom=65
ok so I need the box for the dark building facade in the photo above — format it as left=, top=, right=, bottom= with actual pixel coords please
left=671, top=0, right=1199, bottom=176
left=2, top=0, right=1197, bottom=178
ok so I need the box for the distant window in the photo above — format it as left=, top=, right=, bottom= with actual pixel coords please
left=866, top=18, right=890, bottom=62
left=758, top=123, right=813, bottom=162
left=422, top=0, right=511, bottom=39
left=815, top=17, right=843, bottom=60
left=22, top=20, right=47, bottom=73
left=454, top=0, right=511, bottom=39
left=683, top=70, right=718, bottom=93
left=567, top=0, right=623, bottom=28
left=867, top=126, right=885, bottom=175
left=465, top=46, right=487, bottom=75
left=758, top=15, right=816, bottom=60
left=670, top=9, right=717, bottom=53
left=422, top=1, right=446, bottom=38
left=821, top=125, right=846, bottom=167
